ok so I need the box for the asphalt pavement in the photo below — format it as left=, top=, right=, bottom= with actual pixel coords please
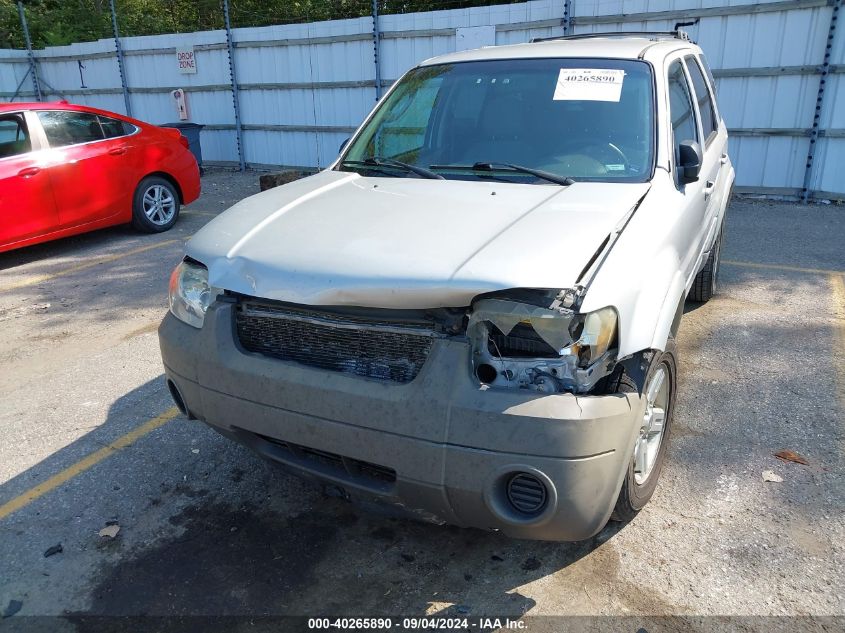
left=0, top=171, right=842, bottom=631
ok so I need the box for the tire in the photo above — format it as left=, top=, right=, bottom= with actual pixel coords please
left=131, top=176, right=180, bottom=233
left=689, top=222, right=723, bottom=303
left=611, top=337, right=678, bottom=523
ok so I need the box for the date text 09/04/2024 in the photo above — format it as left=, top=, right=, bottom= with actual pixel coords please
left=307, top=617, right=527, bottom=630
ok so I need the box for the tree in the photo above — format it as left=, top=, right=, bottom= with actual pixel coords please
left=1, top=0, right=525, bottom=49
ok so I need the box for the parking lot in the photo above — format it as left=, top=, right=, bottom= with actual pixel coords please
left=0, top=169, right=843, bottom=629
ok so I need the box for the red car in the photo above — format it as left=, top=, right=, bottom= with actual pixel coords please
left=0, top=101, right=200, bottom=253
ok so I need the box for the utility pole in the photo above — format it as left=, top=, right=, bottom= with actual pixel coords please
left=109, top=0, right=133, bottom=117
left=17, top=1, right=41, bottom=101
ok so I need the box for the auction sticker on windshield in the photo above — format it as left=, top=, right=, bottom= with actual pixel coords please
left=553, top=68, right=625, bottom=102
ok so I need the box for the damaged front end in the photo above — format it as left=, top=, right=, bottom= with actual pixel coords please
left=467, top=291, right=618, bottom=394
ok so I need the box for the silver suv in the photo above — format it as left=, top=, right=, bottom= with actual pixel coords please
left=160, top=32, right=733, bottom=541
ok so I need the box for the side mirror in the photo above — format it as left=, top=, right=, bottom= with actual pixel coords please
left=677, top=140, right=702, bottom=184
left=339, top=138, right=350, bottom=153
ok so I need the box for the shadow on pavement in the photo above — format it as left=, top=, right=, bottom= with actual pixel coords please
left=0, top=376, right=629, bottom=626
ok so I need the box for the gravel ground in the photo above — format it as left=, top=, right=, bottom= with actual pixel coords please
left=0, top=170, right=842, bottom=631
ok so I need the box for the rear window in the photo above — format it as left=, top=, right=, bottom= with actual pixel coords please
left=99, top=115, right=135, bottom=139
left=697, top=54, right=718, bottom=96
left=685, top=56, right=718, bottom=143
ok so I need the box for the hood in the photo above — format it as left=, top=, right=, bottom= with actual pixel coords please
left=186, top=170, right=649, bottom=309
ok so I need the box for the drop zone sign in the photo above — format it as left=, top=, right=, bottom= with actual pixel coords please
left=176, top=47, right=197, bottom=74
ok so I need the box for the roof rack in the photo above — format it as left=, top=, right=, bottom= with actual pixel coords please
left=532, top=30, right=691, bottom=44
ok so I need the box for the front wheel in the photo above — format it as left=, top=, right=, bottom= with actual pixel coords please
left=132, top=176, right=180, bottom=233
left=611, top=338, right=677, bottom=522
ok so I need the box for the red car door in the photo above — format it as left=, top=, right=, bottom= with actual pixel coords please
left=0, top=111, right=59, bottom=248
left=36, top=110, right=135, bottom=229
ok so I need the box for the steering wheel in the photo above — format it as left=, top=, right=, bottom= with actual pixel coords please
left=603, top=142, right=630, bottom=168
left=552, top=140, right=631, bottom=171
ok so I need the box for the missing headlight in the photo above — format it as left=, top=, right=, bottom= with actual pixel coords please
left=488, top=322, right=559, bottom=358
left=468, top=297, right=617, bottom=394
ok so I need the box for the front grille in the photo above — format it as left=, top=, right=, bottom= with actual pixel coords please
left=236, top=301, right=434, bottom=383
left=257, top=433, right=397, bottom=484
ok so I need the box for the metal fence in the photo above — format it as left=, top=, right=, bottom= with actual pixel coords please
left=1, top=0, right=843, bottom=200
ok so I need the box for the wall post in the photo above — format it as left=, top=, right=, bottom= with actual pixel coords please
left=563, top=0, right=572, bottom=35
left=17, top=1, right=41, bottom=101
left=222, top=0, right=246, bottom=171
left=109, top=0, right=133, bottom=117
left=801, top=0, right=840, bottom=202
left=372, top=0, right=383, bottom=100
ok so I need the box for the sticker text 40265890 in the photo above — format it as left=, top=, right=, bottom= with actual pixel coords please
left=553, top=68, right=625, bottom=102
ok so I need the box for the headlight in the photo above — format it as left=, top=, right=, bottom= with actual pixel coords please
left=467, top=297, right=618, bottom=394
left=168, top=260, right=221, bottom=329
left=566, top=307, right=618, bottom=367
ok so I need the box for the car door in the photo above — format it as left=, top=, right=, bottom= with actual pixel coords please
left=665, top=58, right=709, bottom=285
left=0, top=111, right=59, bottom=248
left=36, top=110, right=135, bottom=229
left=683, top=54, right=727, bottom=253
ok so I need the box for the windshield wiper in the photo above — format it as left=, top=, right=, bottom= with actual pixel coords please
left=431, top=162, right=575, bottom=186
left=341, top=156, right=444, bottom=180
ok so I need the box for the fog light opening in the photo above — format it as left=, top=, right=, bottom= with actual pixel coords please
left=476, top=363, right=498, bottom=384
left=506, top=472, right=547, bottom=516
left=167, top=379, right=190, bottom=417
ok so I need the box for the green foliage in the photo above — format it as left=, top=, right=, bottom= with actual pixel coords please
left=1, top=0, right=524, bottom=49
left=0, top=1, right=21, bottom=48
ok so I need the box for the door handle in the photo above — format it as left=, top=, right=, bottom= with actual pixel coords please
left=720, top=153, right=728, bottom=165
left=17, top=167, right=40, bottom=177
left=108, top=147, right=127, bottom=156
left=704, top=180, right=716, bottom=198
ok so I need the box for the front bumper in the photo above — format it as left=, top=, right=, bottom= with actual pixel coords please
left=159, top=302, right=643, bottom=541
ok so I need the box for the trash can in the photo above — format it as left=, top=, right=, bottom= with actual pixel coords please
left=160, top=122, right=204, bottom=173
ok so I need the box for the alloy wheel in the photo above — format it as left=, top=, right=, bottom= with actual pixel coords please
left=633, top=364, right=670, bottom=485
left=142, top=184, right=177, bottom=226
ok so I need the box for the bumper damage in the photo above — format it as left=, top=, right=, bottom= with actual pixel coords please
left=159, top=301, right=644, bottom=542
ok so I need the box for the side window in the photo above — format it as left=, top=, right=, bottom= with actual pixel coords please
left=697, top=55, right=720, bottom=124
left=37, top=111, right=104, bottom=148
left=99, top=115, right=134, bottom=139
left=667, top=61, right=698, bottom=162
left=685, top=56, right=718, bottom=143
left=697, top=54, right=718, bottom=97
left=0, top=115, right=31, bottom=158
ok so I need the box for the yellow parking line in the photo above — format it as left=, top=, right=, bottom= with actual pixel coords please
left=0, top=239, right=181, bottom=293
left=0, top=407, right=180, bottom=521
left=723, top=260, right=845, bottom=276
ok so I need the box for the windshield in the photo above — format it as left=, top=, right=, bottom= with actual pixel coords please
left=338, top=58, right=655, bottom=184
